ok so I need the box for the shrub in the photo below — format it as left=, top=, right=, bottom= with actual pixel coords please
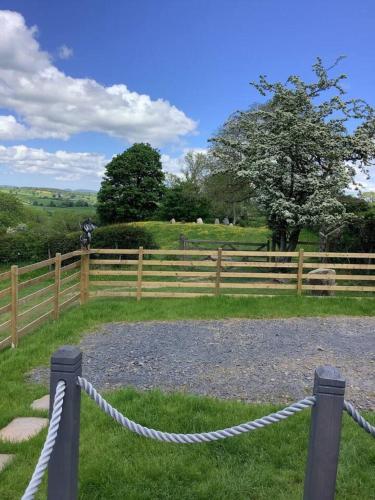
left=0, top=224, right=157, bottom=264
left=91, top=224, right=157, bottom=249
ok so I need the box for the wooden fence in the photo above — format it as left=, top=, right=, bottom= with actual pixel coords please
left=89, top=248, right=375, bottom=300
left=0, top=251, right=82, bottom=351
left=1, top=247, right=375, bottom=350
left=179, top=233, right=270, bottom=252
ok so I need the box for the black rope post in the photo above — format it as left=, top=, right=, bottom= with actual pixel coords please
left=304, top=366, right=346, bottom=500
left=48, top=346, right=82, bottom=500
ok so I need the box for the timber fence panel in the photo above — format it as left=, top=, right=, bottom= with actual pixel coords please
left=2, top=248, right=375, bottom=351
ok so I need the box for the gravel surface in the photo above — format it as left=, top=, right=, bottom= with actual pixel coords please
left=29, top=317, right=375, bottom=410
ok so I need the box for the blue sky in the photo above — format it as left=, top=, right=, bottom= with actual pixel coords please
left=0, top=0, right=374, bottom=190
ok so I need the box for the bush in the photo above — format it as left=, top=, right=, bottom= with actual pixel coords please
left=0, top=224, right=157, bottom=264
left=91, top=224, right=157, bottom=249
left=158, top=182, right=212, bottom=222
left=0, top=233, right=45, bottom=263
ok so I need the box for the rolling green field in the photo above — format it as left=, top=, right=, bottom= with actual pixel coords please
left=133, top=221, right=319, bottom=250
left=0, top=185, right=96, bottom=209
left=0, top=297, right=374, bottom=499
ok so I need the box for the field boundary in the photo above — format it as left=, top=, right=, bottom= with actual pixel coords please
left=1, top=247, right=375, bottom=350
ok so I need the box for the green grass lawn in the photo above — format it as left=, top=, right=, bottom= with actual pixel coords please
left=0, top=296, right=375, bottom=499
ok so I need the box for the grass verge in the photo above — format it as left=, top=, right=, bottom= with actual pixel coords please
left=0, top=296, right=374, bottom=499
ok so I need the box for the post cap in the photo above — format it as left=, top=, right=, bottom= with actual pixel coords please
left=51, top=345, right=82, bottom=373
left=314, top=365, right=345, bottom=395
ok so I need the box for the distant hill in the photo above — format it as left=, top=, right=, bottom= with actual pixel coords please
left=0, top=185, right=97, bottom=209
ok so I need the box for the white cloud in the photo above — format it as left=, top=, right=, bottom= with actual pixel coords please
left=0, top=10, right=196, bottom=144
left=0, top=144, right=108, bottom=181
left=58, top=44, right=73, bottom=60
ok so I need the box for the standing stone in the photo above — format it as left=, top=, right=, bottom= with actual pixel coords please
left=229, top=223, right=233, bottom=226
left=196, top=218, right=203, bottom=224
left=307, top=268, right=336, bottom=296
left=223, top=217, right=229, bottom=225
left=170, top=218, right=176, bottom=224
left=214, top=218, right=220, bottom=224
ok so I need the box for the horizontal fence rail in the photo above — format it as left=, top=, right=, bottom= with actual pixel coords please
left=87, top=247, right=375, bottom=301
left=1, top=247, right=375, bottom=350
left=0, top=251, right=82, bottom=351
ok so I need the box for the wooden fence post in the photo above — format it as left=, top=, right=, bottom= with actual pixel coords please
left=80, top=252, right=90, bottom=305
left=297, top=248, right=304, bottom=295
left=48, top=346, right=82, bottom=500
left=304, top=366, right=346, bottom=500
left=10, top=265, right=18, bottom=348
left=136, top=246, right=144, bottom=301
left=215, top=248, right=222, bottom=296
left=53, top=253, right=62, bottom=320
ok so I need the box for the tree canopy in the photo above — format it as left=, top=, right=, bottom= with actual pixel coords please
left=210, top=58, right=375, bottom=251
left=97, top=143, right=165, bottom=224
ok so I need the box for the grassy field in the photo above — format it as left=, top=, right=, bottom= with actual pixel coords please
left=0, top=296, right=375, bottom=499
left=0, top=186, right=96, bottom=208
left=133, top=221, right=319, bottom=250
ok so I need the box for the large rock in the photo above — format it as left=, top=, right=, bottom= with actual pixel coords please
left=196, top=218, right=203, bottom=224
left=170, top=218, right=176, bottom=224
left=223, top=217, right=229, bottom=225
left=307, top=268, right=336, bottom=296
left=214, top=218, right=220, bottom=224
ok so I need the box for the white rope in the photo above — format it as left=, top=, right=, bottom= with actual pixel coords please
left=22, top=381, right=66, bottom=500
left=344, top=401, right=375, bottom=438
left=78, top=376, right=315, bottom=444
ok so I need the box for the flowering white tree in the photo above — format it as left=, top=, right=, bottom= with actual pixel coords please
left=210, top=58, right=375, bottom=251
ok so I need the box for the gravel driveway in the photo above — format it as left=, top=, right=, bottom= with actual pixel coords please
left=30, top=317, right=375, bottom=409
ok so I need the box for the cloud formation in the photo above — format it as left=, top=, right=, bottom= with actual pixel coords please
left=0, top=10, right=196, bottom=144
left=58, top=44, right=73, bottom=60
left=0, top=144, right=210, bottom=184
left=0, top=144, right=107, bottom=181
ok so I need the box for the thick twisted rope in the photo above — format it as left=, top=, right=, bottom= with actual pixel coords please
left=344, top=401, right=375, bottom=438
left=78, top=376, right=315, bottom=444
left=22, top=381, right=66, bottom=500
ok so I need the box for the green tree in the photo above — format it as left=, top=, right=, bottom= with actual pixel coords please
left=0, top=192, right=26, bottom=232
left=97, top=143, right=165, bottom=223
left=158, top=180, right=212, bottom=222
left=210, top=58, right=375, bottom=251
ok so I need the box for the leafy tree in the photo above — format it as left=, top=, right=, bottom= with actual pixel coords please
left=0, top=192, right=26, bottom=232
left=158, top=180, right=212, bottom=222
left=361, top=191, right=375, bottom=204
left=210, top=58, right=375, bottom=251
left=97, top=143, right=165, bottom=223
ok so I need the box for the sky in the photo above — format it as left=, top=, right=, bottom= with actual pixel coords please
left=0, top=0, right=374, bottom=191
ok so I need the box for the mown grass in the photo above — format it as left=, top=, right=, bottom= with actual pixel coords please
left=0, top=296, right=375, bottom=498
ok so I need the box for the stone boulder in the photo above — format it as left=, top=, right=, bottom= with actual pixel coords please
left=170, top=218, right=176, bottom=224
left=214, top=218, right=220, bottom=224
left=196, top=218, right=203, bottom=224
left=223, top=217, right=229, bottom=225
left=307, top=268, right=336, bottom=296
